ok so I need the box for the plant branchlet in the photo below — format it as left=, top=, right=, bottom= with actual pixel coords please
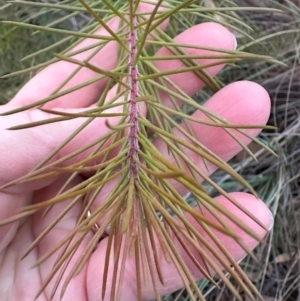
left=0, top=1, right=281, bottom=300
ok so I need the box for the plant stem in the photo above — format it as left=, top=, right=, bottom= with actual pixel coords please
left=128, top=0, right=140, bottom=180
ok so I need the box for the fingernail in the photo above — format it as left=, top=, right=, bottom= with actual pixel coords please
left=267, top=209, right=274, bottom=231
left=232, top=33, right=237, bottom=50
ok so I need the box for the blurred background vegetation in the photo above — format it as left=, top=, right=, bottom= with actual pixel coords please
left=1, top=0, right=300, bottom=300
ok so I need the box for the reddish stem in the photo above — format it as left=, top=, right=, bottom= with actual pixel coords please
left=127, top=2, right=140, bottom=180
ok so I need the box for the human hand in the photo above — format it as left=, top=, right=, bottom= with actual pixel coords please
left=0, top=10, right=273, bottom=301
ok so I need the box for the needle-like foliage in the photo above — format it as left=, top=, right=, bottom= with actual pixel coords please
left=0, top=1, right=283, bottom=300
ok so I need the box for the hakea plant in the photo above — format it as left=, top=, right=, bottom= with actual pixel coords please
left=0, top=1, right=280, bottom=301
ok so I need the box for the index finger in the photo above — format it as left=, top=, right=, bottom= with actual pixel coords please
left=10, top=3, right=169, bottom=109
left=11, top=17, right=120, bottom=109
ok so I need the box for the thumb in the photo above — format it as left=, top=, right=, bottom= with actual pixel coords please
left=0, top=101, right=146, bottom=193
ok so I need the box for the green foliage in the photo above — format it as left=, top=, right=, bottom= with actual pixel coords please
left=0, top=0, right=78, bottom=103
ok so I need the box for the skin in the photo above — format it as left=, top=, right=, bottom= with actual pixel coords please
left=0, top=12, right=273, bottom=301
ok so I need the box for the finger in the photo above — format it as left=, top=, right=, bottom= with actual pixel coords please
left=11, top=17, right=121, bottom=109
left=154, top=80, right=271, bottom=195
left=155, top=22, right=237, bottom=108
left=86, top=192, right=273, bottom=301
left=10, top=4, right=169, bottom=109
left=0, top=102, right=128, bottom=192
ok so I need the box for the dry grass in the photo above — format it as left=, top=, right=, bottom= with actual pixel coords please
left=162, top=0, right=300, bottom=300
left=202, top=1, right=300, bottom=300
left=1, top=0, right=300, bottom=300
